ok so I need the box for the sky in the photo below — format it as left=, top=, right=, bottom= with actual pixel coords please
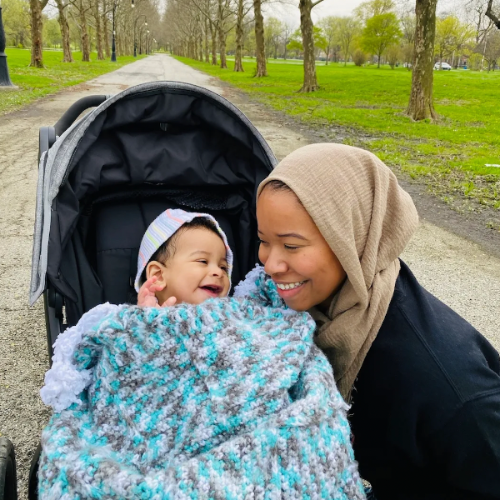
left=264, top=0, right=368, bottom=27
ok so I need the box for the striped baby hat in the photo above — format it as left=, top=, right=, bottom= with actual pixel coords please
left=134, top=208, right=233, bottom=292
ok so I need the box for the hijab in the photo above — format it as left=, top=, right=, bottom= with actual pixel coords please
left=258, top=143, right=419, bottom=400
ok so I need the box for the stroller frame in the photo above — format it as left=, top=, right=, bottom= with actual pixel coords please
left=2, top=82, right=277, bottom=500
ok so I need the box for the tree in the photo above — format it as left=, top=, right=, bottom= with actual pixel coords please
left=90, top=0, right=104, bottom=60
left=435, top=16, right=474, bottom=67
left=2, top=0, right=31, bottom=47
left=317, top=16, right=339, bottom=64
left=30, top=0, right=50, bottom=67
left=298, top=0, right=325, bottom=92
left=486, top=0, right=500, bottom=30
left=477, top=28, right=500, bottom=68
left=234, top=0, right=245, bottom=70
left=54, top=0, right=73, bottom=61
left=265, top=17, right=283, bottom=59
left=354, top=0, right=395, bottom=23
left=406, top=0, right=438, bottom=121
left=361, top=12, right=402, bottom=67
left=385, top=44, right=400, bottom=67
left=253, top=0, right=266, bottom=76
left=43, top=16, right=61, bottom=47
left=337, top=16, right=360, bottom=65
left=69, top=0, right=92, bottom=61
left=287, top=27, right=329, bottom=57
left=281, top=21, right=293, bottom=59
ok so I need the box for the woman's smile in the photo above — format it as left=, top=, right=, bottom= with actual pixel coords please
left=274, top=280, right=307, bottom=298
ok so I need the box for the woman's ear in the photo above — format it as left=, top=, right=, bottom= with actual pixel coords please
left=146, top=261, right=167, bottom=287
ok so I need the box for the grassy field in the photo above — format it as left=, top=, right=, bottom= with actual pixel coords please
left=177, top=56, right=500, bottom=218
left=0, top=48, right=143, bottom=116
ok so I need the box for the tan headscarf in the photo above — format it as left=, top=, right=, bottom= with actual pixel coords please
left=258, top=143, right=419, bottom=401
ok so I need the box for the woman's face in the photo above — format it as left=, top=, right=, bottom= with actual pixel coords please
left=257, top=186, right=346, bottom=311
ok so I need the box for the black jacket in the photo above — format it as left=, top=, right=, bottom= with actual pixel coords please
left=350, top=260, right=500, bottom=500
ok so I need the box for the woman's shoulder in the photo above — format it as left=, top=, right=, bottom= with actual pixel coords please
left=368, top=260, right=500, bottom=404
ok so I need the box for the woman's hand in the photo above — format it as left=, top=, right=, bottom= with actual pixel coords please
left=137, top=276, right=177, bottom=307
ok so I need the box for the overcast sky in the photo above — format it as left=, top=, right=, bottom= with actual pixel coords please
left=264, top=0, right=368, bottom=27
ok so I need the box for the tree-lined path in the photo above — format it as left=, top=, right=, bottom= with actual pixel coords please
left=0, top=54, right=499, bottom=498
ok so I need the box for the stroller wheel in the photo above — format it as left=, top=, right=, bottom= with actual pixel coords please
left=0, top=437, right=17, bottom=500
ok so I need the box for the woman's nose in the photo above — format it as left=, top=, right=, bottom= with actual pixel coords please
left=263, top=250, right=288, bottom=276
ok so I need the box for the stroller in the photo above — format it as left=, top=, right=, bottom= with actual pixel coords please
left=0, top=81, right=276, bottom=500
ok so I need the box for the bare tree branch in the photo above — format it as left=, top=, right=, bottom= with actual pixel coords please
left=486, top=0, right=500, bottom=29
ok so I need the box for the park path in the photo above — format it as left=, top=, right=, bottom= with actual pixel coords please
left=0, top=53, right=499, bottom=498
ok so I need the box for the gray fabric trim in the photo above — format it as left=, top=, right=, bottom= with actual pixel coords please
left=29, top=81, right=277, bottom=306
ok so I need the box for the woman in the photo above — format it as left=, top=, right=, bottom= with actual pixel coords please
left=256, top=143, right=500, bottom=500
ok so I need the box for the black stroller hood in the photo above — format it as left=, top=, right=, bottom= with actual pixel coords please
left=31, top=82, right=277, bottom=325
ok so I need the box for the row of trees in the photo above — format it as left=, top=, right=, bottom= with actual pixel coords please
left=162, top=0, right=500, bottom=118
left=4, top=0, right=500, bottom=119
left=2, top=0, right=160, bottom=66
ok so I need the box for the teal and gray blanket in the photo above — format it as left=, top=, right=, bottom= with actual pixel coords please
left=39, top=266, right=365, bottom=500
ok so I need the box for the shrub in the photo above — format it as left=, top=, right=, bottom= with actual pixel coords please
left=386, top=45, right=401, bottom=69
left=468, top=53, right=483, bottom=71
left=353, top=49, right=367, bottom=66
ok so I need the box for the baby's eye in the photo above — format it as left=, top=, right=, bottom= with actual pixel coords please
left=221, top=265, right=229, bottom=273
left=197, top=259, right=208, bottom=265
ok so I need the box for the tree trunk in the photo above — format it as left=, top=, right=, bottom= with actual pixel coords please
left=210, top=21, right=217, bottom=65
left=217, top=0, right=227, bottom=68
left=234, top=0, right=244, bottom=71
left=79, top=0, right=91, bottom=61
left=55, top=0, right=73, bottom=62
left=29, top=0, right=44, bottom=67
left=218, top=26, right=227, bottom=68
left=253, top=0, right=267, bottom=76
left=299, top=0, right=319, bottom=91
left=102, top=0, right=110, bottom=56
left=204, top=18, right=209, bottom=62
left=406, top=0, right=438, bottom=121
left=93, top=0, right=104, bottom=60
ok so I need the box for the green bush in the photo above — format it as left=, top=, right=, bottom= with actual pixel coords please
left=352, top=49, right=367, bottom=67
left=468, top=53, right=483, bottom=71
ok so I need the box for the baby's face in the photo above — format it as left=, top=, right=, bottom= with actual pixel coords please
left=154, top=228, right=230, bottom=305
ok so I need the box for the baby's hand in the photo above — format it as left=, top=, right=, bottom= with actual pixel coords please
left=137, top=276, right=177, bottom=308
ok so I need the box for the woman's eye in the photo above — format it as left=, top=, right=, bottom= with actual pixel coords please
left=258, top=239, right=268, bottom=245
left=284, top=245, right=299, bottom=250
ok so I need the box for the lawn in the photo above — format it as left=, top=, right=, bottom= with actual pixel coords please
left=0, top=48, right=143, bottom=115
left=177, top=56, right=500, bottom=217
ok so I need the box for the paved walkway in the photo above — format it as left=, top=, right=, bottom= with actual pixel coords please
left=0, top=54, right=499, bottom=498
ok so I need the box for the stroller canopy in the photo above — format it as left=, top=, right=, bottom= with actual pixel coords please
left=30, top=82, right=276, bottom=326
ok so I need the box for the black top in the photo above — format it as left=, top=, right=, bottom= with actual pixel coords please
left=350, top=260, right=500, bottom=500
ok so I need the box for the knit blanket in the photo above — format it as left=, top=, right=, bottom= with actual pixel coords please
left=39, top=266, right=366, bottom=500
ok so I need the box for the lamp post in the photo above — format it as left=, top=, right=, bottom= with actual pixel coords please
left=139, top=25, right=146, bottom=55
left=0, top=0, right=15, bottom=87
left=146, top=29, right=149, bottom=55
left=133, top=15, right=146, bottom=57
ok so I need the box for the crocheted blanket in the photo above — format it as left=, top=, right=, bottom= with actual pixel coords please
left=39, top=267, right=366, bottom=500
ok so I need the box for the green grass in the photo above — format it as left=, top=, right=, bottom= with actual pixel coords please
left=0, top=48, right=144, bottom=115
left=177, top=56, right=500, bottom=216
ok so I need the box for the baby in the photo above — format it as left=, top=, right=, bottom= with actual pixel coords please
left=135, top=209, right=233, bottom=307
left=39, top=209, right=366, bottom=500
